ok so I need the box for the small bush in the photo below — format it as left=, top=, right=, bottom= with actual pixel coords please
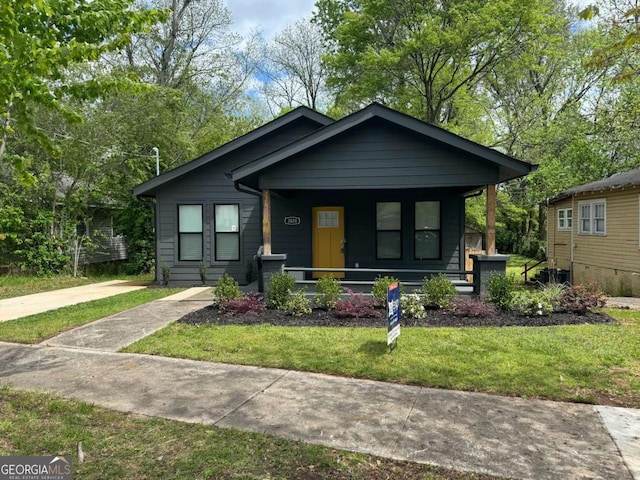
left=221, top=292, right=265, bottom=315
left=161, top=262, right=170, bottom=286
left=539, top=282, right=566, bottom=308
left=556, top=283, right=606, bottom=314
left=213, top=274, right=242, bottom=306
left=336, top=289, right=378, bottom=318
left=372, top=276, right=401, bottom=307
left=266, top=271, right=296, bottom=309
left=451, top=297, right=498, bottom=317
left=423, top=274, right=456, bottom=309
left=315, top=275, right=342, bottom=310
left=283, top=289, right=312, bottom=316
left=487, top=273, right=520, bottom=310
left=199, top=261, right=208, bottom=284
left=509, top=290, right=553, bottom=316
left=401, top=294, right=426, bottom=319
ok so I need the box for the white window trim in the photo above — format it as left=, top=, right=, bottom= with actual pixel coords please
left=578, top=199, right=606, bottom=236
left=557, top=208, right=573, bottom=231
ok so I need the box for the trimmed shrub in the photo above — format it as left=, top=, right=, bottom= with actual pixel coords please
left=487, top=273, right=520, bottom=310
left=509, top=290, right=553, bottom=316
left=423, top=274, right=456, bottom=309
left=451, top=297, right=498, bottom=317
left=556, top=283, right=606, bottom=314
left=213, top=274, right=242, bottom=306
left=336, top=289, right=378, bottom=318
left=221, top=292, right=265, bottom=315
left=283, top=289, right=312, bottom=316
left=401, top=294, right=426, bottom=319
left=315, top=275, right=342, bottom=310
left=372, top=275, right=401, bottom=307
left=266, top=271, right=296, bottom=309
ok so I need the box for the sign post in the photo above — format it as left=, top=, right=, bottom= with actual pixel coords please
left=387, top=282, right=401, bottom=351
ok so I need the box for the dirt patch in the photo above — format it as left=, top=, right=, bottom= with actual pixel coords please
left=179, top=305, right=615, bottom=328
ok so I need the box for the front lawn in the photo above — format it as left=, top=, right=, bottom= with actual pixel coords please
left=123, top=309, right=640, bottom=407
left=0, top=387, right=496, bottom=480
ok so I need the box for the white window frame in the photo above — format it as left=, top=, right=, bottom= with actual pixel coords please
left=578, top=199, right=606, bottom=235
left=557, top=208, right=572, bottom=231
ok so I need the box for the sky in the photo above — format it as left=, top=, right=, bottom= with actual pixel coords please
left=226, top=0, right=317, bottom=40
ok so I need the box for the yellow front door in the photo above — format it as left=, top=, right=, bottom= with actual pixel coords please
left=312, top=207, right=345, bottom=278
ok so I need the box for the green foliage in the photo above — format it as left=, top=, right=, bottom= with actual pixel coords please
left=116, top=199, right=155, bottom=275
left=423, top=274, right=456, bottom=309
left=12, top=211, right=70, bottom=276
left=539, top=282, right=566, bottom=308
left=283, top=289, right=312, bottom=316
left=266, top=271, right=296, bottom=310
left=213, top=274, right=242, bottom=307
left=161, top=262, right=170, bottom=286
left=371, top=276, right=401, bottom=307
left=199, top=261, right=208, bottom=285
left=315, top=275, right=342, bottom=310
left=509, top=290, right=553, bottom=316
left=400, top=294, right=426, bottom=319
left=487, top=273, right=520, bottom=311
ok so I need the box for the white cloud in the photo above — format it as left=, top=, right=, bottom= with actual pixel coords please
left=226, top=0, right=317, bottom=40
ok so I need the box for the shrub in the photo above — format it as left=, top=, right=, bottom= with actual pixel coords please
left=423, top=274, right=456, bottom=309
left=372, top=276, right=401, bottom=307
left=199, top=261, right=208, bottom=284
left=556, top=283, right=606, bottom=314
left=221, top=292, right=265, bottom=315
left=161, top=262, right=171, bottom=286
left=401, top=294, right=426, bottom=319
left=213, top=274, right=242, bottom=306
left=266, top=271, right=296, bottom=309
left=283, top=289, right=312, bottom=316
left=509, top=290, right=553, bottom=316
left=336, top=289, right=378, bottom=318
left=451, top=297, right=498, bottom=317
left=315, top=275, right=342, bottom=310
left=487, top=273, right=520, bottom=310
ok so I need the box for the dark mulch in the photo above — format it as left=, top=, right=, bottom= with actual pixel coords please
left=178, top=305, right=615, bottom=328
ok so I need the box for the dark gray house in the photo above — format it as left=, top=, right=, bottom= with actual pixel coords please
left=133, top=103, right=535, bottom=287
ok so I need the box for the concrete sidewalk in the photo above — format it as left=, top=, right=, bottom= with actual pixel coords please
left=0, top=280, right=150, bottom=322
left=0, top=286, right=638, bottom=479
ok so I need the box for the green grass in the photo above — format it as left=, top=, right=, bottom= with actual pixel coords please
left=0, top=387, right=497, bottom=480
left=506, top=254, right=546, bottom=282
left=0, top=274, right=153, bottom=299
left=0, top=288, right=182, bottom=344
left=124, top=310, right=640, bottom=407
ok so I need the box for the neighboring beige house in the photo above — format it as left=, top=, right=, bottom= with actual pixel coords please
left=546, top=169, right=640, bottom=296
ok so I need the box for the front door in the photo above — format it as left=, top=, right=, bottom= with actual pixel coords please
left=312, top=206, right=345, bottom=278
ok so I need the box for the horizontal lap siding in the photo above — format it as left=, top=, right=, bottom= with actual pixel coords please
left=547, top=201, right=572, bottom=270
left=261, top=121, right=499, bottom=190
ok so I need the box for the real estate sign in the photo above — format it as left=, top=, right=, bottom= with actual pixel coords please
left=387, top=282, right=401, bottom=346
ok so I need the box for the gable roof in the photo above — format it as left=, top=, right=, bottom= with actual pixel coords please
left=547, top=168, right=640, bottom=204
left=133, top=106, right=333, bottom=197
left=231, top=102, right=535, bottom=187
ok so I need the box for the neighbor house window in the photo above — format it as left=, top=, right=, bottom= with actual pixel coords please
left=557, top=208, right=572, bottom=231
left=376, top=202, right=401, bottom=259
left=578, top=200, right=605, bottom=235
left=214, top=204, right=240, bottom=261
left=178, top=204, right=203, bottom=260
left=415, top=201, right=440, bottom=259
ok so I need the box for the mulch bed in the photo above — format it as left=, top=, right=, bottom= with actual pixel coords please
left=178, top=305, right=615, bottom=328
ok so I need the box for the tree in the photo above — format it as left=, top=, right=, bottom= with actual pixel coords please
left=0, top=0, right=164, bottom=166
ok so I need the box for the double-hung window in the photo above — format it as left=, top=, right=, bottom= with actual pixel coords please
left=376, top=202, right=402, bottom=259
left=178, top=204, right=203, bottom=260
left=557, top=208, right=572, bottom=231
left=415, top=201, right=440, bottom=259
left=214, top=204, right=240, bottom=261
left=578, top=200, right=605, bottom=235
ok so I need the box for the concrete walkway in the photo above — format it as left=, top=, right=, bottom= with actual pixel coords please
left=0, top=280, right=149, bottom=322
left=0, top=287, right=638, bottom=479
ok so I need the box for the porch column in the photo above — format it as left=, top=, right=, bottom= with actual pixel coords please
left=262, top=188, right=272, bottom=255
left=486, top=184, right=496, bottom=255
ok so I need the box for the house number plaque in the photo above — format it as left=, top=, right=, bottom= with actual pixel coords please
left=284, top=216, right=301, bottom=226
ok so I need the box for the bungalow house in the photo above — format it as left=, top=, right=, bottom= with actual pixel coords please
left=133, top=103, right=535, bottom=290
left=546, top=168, right=640, bottom=296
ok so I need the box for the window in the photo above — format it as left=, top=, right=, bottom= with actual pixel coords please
left=178, top=204, right=203, bottom=260
left=557, top=208, right=572, bottom=231
left=376, top=202, right=401, bottom=259
left=415, top=201, right=440, bottom=259
left=578, top=200, right=606, bottom=235
left=214, top=204, right=240, bottom=261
